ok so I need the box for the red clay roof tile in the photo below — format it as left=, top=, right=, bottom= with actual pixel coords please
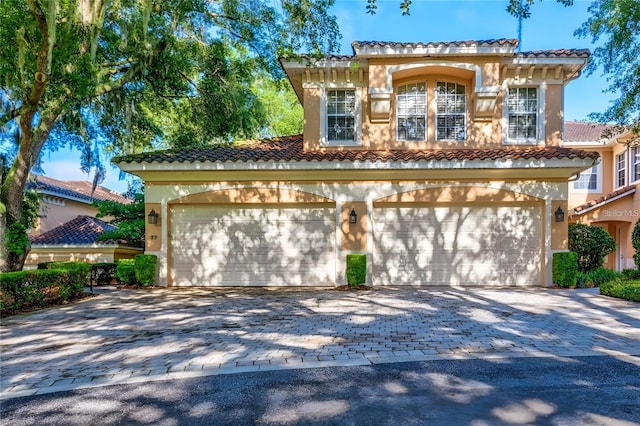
left=29, top=215, right=118, bottom=245
left=115, top=134, right=600, bottom=165
left=571, top=185, right=637, bottom=215
left=29, top=175, right=131, bottom=204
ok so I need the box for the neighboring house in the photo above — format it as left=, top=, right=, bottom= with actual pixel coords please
left=27, top=174, right=131, bottom=236
left=565, top=121, right=640, bottom=271
left=115, top=38, right=597, bottom=287
left=24, top=215, right=142, bottom=268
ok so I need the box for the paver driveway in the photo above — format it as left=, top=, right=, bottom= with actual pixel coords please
left=1, top=286, right=639, bottom=400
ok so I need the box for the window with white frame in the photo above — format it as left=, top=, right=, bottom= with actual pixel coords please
left=506, top=87, right=538, bottom=141
left=633, top=147, right=640, bottom=182
left=326, top=89, right=356, bottom=142
left=396, top=82, right=426, bottom=141
left=436, top=82, right=466, bottom=141
left=616, top=151, right=627, bottom=188
left=573, top=163, right=601, bottom=192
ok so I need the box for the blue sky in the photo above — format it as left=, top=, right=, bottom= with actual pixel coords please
left=40, top=0, right=610, bottom=193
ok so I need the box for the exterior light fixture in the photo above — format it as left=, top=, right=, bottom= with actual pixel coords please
left=349, top=209, right=357, bottom=224
left=148, top=209, right=159, bottom=225
left=554, top=206, right=565, bottom=223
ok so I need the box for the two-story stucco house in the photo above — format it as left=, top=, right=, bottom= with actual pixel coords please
left=115, top=39, right=598, bottom=287
left=565, top=121, right=640, bottom=271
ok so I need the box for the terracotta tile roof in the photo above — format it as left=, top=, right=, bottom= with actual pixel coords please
left=29, top=215, right=117, bottom=245
left=571, top=185, right=637, bottom=215
left=564, top=121, right=613, bottom=142
left=352, top=39, right=519, bottom=49
left=518, top=49, right=590, bottom=58
left=28, top=175, right=131, bottom=204
left=115, top=134, right=600, bottom=165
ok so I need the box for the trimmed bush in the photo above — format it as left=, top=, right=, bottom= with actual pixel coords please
left=91, top=263, right=118, bottom=286
left=587, top=267, right=620, bottom=287
left=346, top=254, right=367, bottom=287
left=621, top=268, right=640, bottom=280
left=134, top=254, right=158, bottom=286
left=0, top=267, right=88, bottom=315
left=552, top=251, right=578, bottom=288
left=568, top=223, right=616, bottom=272
left=116, top=259, right=136, bottom=284
left=600, top=279, right=640, bottom=302
left=575, top=271, right=590, bottom=288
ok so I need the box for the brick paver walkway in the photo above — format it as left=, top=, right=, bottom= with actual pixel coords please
left=1, top=286, right=639, bottom=399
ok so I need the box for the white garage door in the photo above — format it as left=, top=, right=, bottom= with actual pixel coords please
left=171, top=205, right=336, bottom=286
left=373, top=204, right=542, bottom=286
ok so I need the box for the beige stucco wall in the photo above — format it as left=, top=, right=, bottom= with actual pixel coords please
left=143, top=179, right=569, bottom=287
left=24, top=246, right=142, bottom=269
left=31, top=199, right=98, bottom=236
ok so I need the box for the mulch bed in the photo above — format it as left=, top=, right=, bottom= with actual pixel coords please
left=334, top=285, right=372, bottom=291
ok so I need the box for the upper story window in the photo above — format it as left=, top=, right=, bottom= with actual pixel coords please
left=616, top=151, right=627, bottom=188
left=573, top=162, right=601, bottom=192
left=506, top=87, right=538, bottom=142
left=396, top=83, right=426, bottom=141
left=633, top=147, right=640, bottom=183
left=436, top=82, right=466, bottom=141
left=327, top=89, right=357, bottom=142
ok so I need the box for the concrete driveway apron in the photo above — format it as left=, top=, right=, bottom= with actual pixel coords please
left=1, top=286, right=639, bottom=399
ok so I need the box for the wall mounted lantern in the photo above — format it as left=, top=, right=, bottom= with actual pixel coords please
left=554, top=206, right=565, bottom=223
left=349, top=209, right=357, bottom=224
left=148, top=209, right=159, bottom=225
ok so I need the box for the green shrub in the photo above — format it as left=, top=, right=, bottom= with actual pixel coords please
left=116, top=259, right=136, bottom=284
left=587, top=267, right=620, bottom=287
left=568, top=223, right=616, bottom=272
left=552, top=252, right=578, bottom=287
left=0, top=268, right=87, bottom=315
left=621, top=268, right=640, bottom=280
left=134, top=254, right=158, bottom=286
left=632, top=219, right=640, bottom=268
left=346, top=254, right=367, bottom=287
left=600, top=279, right=640, bottom=302
left=575, top=272, right=590, bottom=288
left=91, top=263, right=118, bottom=286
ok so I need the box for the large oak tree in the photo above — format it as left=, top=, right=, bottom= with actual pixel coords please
left=0, top=0, right=339, bottom=271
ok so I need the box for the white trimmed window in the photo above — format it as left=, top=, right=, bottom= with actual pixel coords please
left=506, top=87, right=538, bottom=142
left=633, top=147, right=640, bottom=182
left=616, top=151, right=627, bottom=188
left=573, top=163, right=601, bottom=192
left=326, top=89, right=357, bottom=142
left=396, top=82, right=426, bottom=141
left=436, top=82, right=466, bottom=141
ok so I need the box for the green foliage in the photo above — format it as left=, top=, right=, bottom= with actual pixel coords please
left=621, top=268, right=640, bottom=280
left=116, top=259, right=137, bottom=285
left=600, top=279, right=640, bottom=302
left=134, top=254, right=158, bottom=286
left=568, top=223, right=617, bottom=272
left=632, top=219, right=640, bottom=268
left=0, top=266, right=89, bottom=315
left=586, top=267, right=620, bottom=287
left=93, top=192, right=144, bottom=248
left=552, top=252, right=578, bottom=288
left=575, top=0, right=640, bottom=130
left=252, top=77, right=304, bottom=137
left=346, top=254, right=367, bottom=287
left=91, top=263, right=118, bottom=286
left=5, top=221, right=29, bottom=256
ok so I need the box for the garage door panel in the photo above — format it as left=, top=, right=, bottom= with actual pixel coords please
left=171, top=206, right=336, bottom=286
left=373, top=205, right=542, bottom=286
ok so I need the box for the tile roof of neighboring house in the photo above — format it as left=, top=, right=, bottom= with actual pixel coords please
left=571, top=185, right=637, bottom=215
left=352, top=39, right=519, bottom=49
left=29, top=215, right=118, bottom=245
left=516, top=49, right=590, bottom=58
left=564, top=121, right=612, bottom=142
left=115, top=134, right=600, bottom=165
left=28, top=175, right=131, bottom=204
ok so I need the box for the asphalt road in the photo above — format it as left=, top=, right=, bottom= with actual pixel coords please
left=1, top=356, right=638, bottom=425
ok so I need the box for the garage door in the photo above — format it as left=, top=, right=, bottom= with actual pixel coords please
left=171, top=205, right=336, bottom=286
left=373, top=204, right=542, bottom=286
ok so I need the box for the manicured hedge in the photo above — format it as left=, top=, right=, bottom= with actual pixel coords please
left=600, top=279, right=640, bottom=302
left=116, top=259, right=136, bottom=285
left=90, top=263, right=118, bottom=286
left=0, top=262, right=90, bottom=314
left=346, top=254, right=367, bottom=287
left=552, top=252, right=578, bottom=288
left=134, top=254, right=157, bottom=286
